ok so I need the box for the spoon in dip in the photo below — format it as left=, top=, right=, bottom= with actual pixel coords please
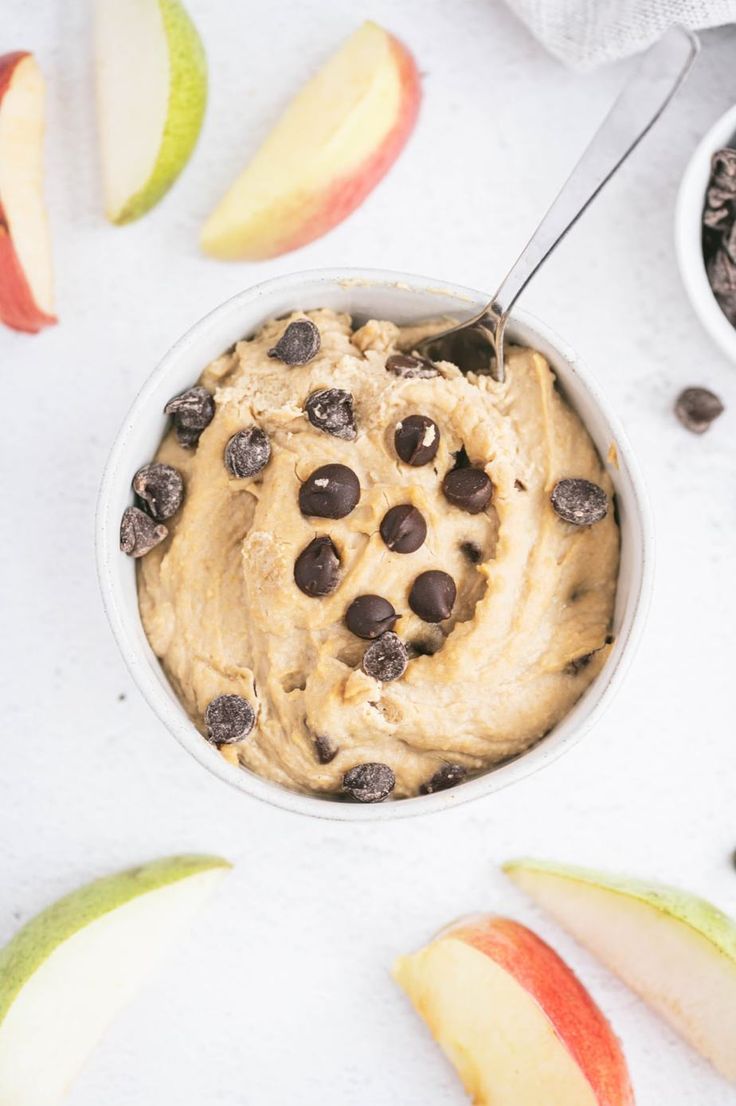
left=416, top=27, right=699, bottom=382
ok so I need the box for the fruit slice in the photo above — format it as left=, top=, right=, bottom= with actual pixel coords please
left=0, top=51, right=56, bottom=333
left=200, top=20, right=420, bottom=260
left=505, top=858, right=736, bottom=1084
left=0, top=854, right=230, bottom=1106
left=394, top=915, right=633, bottom=1106
left=95, top=0, right=207, bottom=224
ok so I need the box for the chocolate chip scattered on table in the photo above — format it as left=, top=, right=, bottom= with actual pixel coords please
left=135, top=308, right=620, bottom=801
left=674, top=387, right=724, bottom=434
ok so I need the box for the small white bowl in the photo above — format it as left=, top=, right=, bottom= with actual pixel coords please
left=676, top=102, right=736, bottom=363
left=96, top=268, right=653, bottom=821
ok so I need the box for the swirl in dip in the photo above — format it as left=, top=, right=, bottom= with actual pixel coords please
left=134, top=309, right=619, bottom=801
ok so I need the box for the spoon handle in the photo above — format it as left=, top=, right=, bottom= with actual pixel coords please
left=490, top=27, right=699, bottom=317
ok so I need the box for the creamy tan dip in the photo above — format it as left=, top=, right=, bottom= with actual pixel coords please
left=136, top=309, right=619, bottom=800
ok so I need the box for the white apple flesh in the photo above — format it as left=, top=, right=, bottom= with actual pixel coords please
left=505, top=858, right=736, bottom=1083
left=95, top=0, right=207, bottom=224
left=394, top=915, right=633, bottom=1106
left=0, top=854, right=230, bottom=1106
left=0, top=51, right=56, bottom=333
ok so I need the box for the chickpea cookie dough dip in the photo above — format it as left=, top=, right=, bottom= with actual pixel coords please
left=122, top=309, right=619, bottom=803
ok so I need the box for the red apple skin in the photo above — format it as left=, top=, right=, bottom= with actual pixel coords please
left=273, top=34, right=420, bottom=258
left=0, top=50, right=57, bottom=334
left=453, top=917, right=635, bottom=1106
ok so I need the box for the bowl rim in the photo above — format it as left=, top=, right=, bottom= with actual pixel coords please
left=675, top=101, right=736, bottom=364
left=96, top=266, right=654, bottom=822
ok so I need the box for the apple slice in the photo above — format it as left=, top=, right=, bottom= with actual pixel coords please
left=0, top=854, right=230, bottom=1106
left=95, top=0, right=207, bottom=224
left=505, top=858, right=736, bottom=1084
left=200, top=20, right=420, bottom=260
left=394, top=915, right=633, bottom=1106
left=0, top=51, right=56, bottom=334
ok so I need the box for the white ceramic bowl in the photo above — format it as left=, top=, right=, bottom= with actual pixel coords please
left=676, top=102, right=736, bottom=363
left=96, top=268, right=653, bottom=821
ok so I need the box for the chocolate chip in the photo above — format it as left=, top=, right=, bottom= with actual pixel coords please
left=314, top=734, right=339, bottom=764
left=674, top=387, right=724, bottom=434
left=268, top=319, right=321, bottom=365
left=120, top=506, right=168, bottom=558
left=305, top=388, right=356, bottom=440
left=380, top=504, right=427, bottom=554
left=442, top=467, right=492, bottom=514
left=421, top=763, right=467, bottom=794
left=174, top=425, right=204, bottom=450
left=343, top=762, right=396, bottom=803
left=164, top=386, right=215, bottom=435
left=394, top=415, right=439, bottom=466
left=362, top=631, right=408, bottom=681
left=204, top=694, right=255, bottom=745
left=460, top=540, right=483, bottom=564
left=386, top=353, right=439, bottom=379
left=132, top=463, right=184, bottom=521
left=565, top=653, right=594, bottom=675
left=294, top=535, right=341, bottom=597
left=408, top=638, right=439, bottom=657
left=551, top=479, right=608, bottom=525
left=224, top=427, right=271, bottom=478
left=299, top=463, right=360, bottom=519
left=345, top=595, right=398, bottom=639
left=409, top=570, right=456, bottom=623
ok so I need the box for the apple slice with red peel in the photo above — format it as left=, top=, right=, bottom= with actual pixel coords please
left=505, top=858, right=736, bottom=1083
left=394, top=915, right=634, bottom=1106
left=0, top=51, right=56, bottom=334
left=200, top=20, right=420, bottom=260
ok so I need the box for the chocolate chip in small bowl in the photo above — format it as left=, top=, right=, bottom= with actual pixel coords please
left=268, top=318, right=321, bottom=365
left=409, top=570, right=457, bottom=623
left=345, top=594, right=398, bottom=639
left=362, top=631, right=408, bottom=682
left=224, top=427, right=271, bottom=478
left=294, top=535, right=341, bottom=597
left=386, top=353, right=440, bottom=379
left=343, top=762, right=396, bottom=803
left=380, top=504, right=427, bottom=554
left=164, top=385, right=215, bottom=448
left=204, top=694, right=255, bottom=746
left=305, top=388, right=356, bottom=440
left=132, top=462, right=184, bottom=521
left=551, top=478, right=608, bottom=525
left=674, top=387, right=724, bottom=434
left=120, top=506, right=168, bottom=558
left=394, top=414, right=440, bottom=466
left=421, top=762, right=467, bottom=795
left=299, top=463, right=360, bottom=519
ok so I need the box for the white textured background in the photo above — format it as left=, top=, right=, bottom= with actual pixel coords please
left=2, top=1, right=735, bottom=1103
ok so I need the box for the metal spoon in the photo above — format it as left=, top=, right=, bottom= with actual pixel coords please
left=416, top=27, right=699, bottom=382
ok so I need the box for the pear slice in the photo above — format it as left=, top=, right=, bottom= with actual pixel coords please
left=94, top=0, right=207, bottom=224
left=0, top=854, right=230, bottom=1106
left=505, top=858, right=736, bottom=1083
